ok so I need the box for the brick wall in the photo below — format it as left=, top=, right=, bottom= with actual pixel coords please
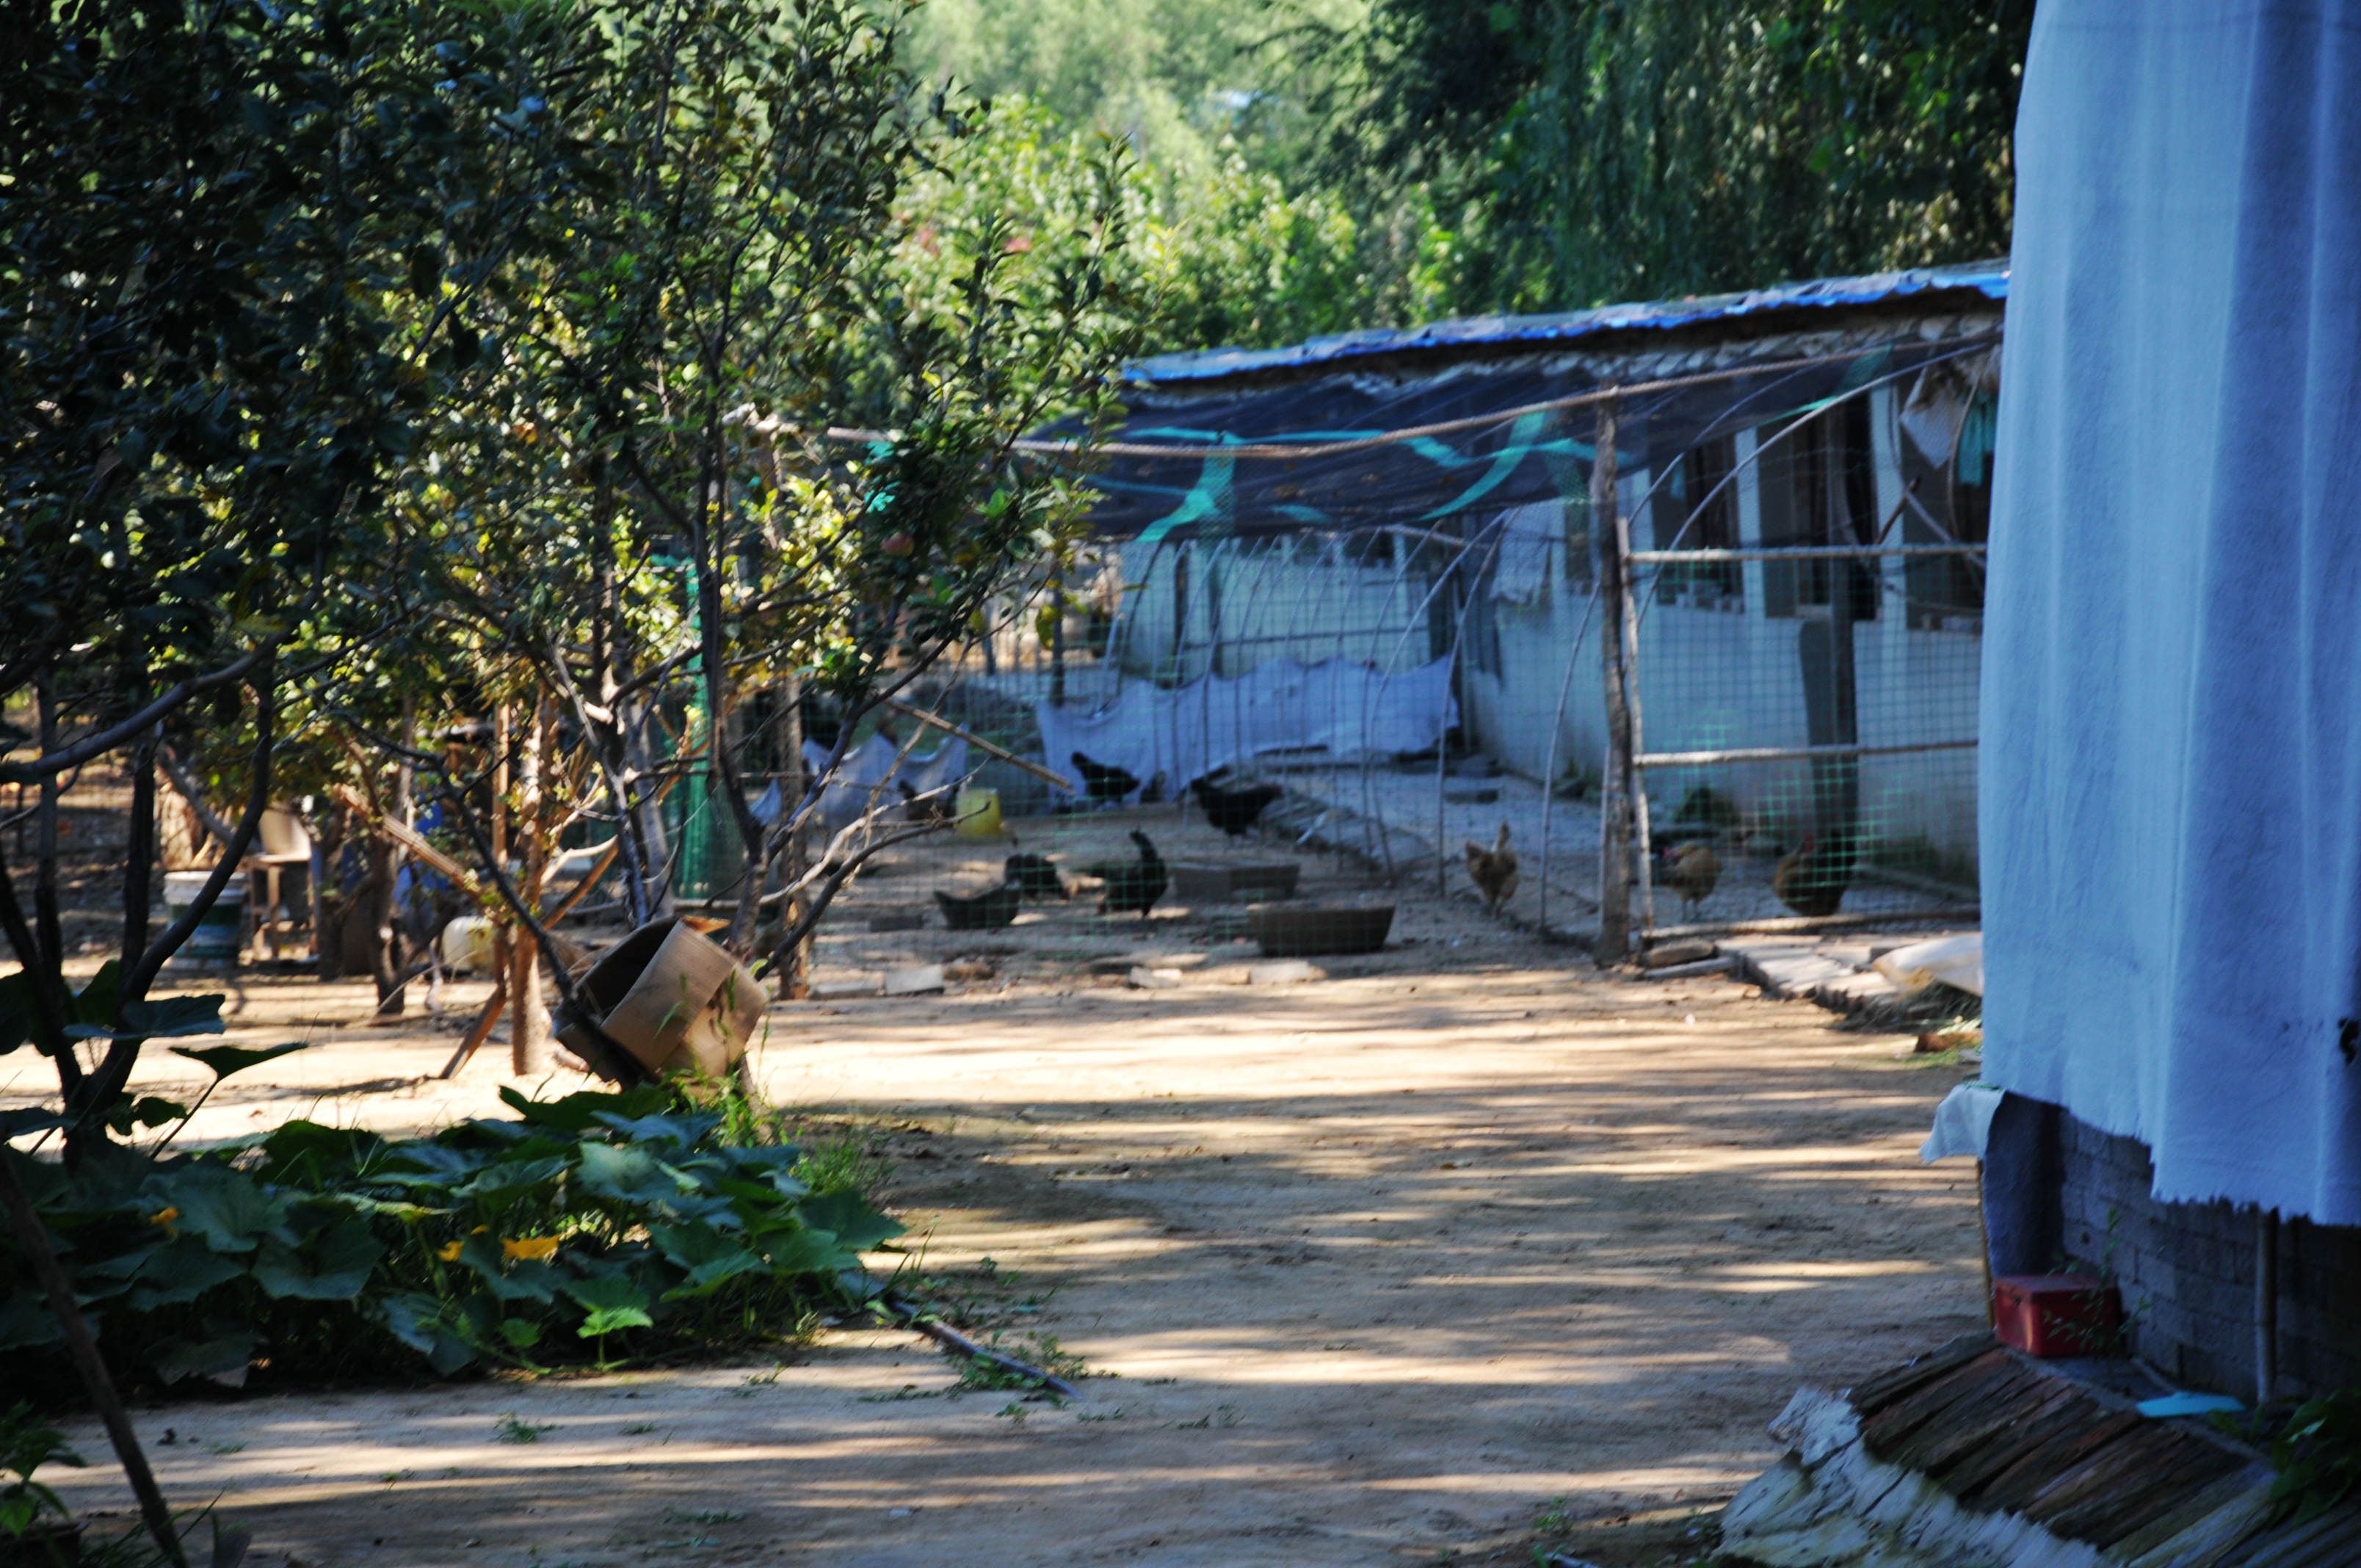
left=2057, top=1114, right=2361, bottom=1399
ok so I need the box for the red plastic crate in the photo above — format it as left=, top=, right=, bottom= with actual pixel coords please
left=1992, top=1273, right=2122, bottom=1357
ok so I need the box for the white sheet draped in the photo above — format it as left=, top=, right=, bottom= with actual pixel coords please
left=1981, top=1, right=2361, bottom=1221
left=800, top=733, right=971, bottom=830
left=1034, top=655, right=1459, bottom=801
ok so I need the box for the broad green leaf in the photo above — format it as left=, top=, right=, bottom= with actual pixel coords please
left=451, top=1155, right=571, bottom=1200
left=759, top=1227, right=853, bottom=1277
left=71, top=962, right=121, bottom=1027
left=0, top=969, right=37, bottom=1056
left=310, top=1190, right=449, bottom=1224
left=68, top=993, right=228, bottom=1042
left=573, top=1142, right=692, bottom=1208
left=451, top=1235, right=557, bottom=1304
left=0, top=1290, right=65, bottom=1352
left=150, top=1326, right=256, bottom=1387
left=648, top=1220, right=764, bottom=1297
left=578, top=1304, right=654, bottom=1337
left=498, top=1318, right=543, bottom=1351
left=127, top=1238, right=247, bottom=1308
left=105, top=1096, right=190, bottom=1135
left=659, top=1250, right=766, bottom=1302
left=561, top=1274, right=653, bottom=1318
left=590, top=1109, right=720, bottom=1147
left=251, top=1220, right=383, bottom=1301
left=164, top=1168, right=296, bottom=1254
left=497, top=1084, right=673, bottom=1133
left=796, top=1191, right=904, bottom=1252
left=168, top=1039, right=308, bottom=1078
left=377, top=1293, right=480, bottom=1375
left=253, top=1120, right=383, bottom=1183
left=0, top=1107, right=68, bottom=1142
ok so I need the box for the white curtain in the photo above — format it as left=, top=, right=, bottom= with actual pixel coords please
left=1981, top=1, right=2361, bottom=1221
left=1034, top=655, right=1459, bottom=800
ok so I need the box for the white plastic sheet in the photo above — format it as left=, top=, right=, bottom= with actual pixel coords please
left=1872, top=934, right=1984, bottom=999
left=1034, top=655, right=1459, bottom=801
left=800, top=733, right=971, bottom=831
left=1489, top=502, right=1559, bottom=605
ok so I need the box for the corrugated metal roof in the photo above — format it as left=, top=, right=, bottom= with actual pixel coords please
left=1128, top=261, right=2009, bottom=386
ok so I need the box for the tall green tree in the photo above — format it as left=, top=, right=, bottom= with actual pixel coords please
left=373, top=0, right=1139, bottom=982
left=0, top=0, right=576, bottom=1153
left=1321, top=0, right=2031, bottom=311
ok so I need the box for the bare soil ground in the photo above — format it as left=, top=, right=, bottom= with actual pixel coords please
left=12, top=810, right=1987, bottom=1567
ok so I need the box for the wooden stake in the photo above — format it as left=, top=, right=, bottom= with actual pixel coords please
left=0, top=1155, right=189, bottom=1568
left=438, top=981, right=508, bottom=1081
left=1593, top=402, right=1633, bottom=962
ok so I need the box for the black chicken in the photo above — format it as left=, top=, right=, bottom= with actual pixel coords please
left=935, top=881, right=1021, bottom=931
left=1004, top=853, right=1068, bottom=899
left=1772, top=832, right=1852, bottom=918
left=1190, top=775, right=1283, bottom=837
left=898, top=780, right=954, bottom=824
left=1070, top=750, right=1141, bottom=804
left=1085, top=830, right=1167, bottom=918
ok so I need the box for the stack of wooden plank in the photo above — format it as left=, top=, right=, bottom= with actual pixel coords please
left=1724, top=1333, right=2361, bottom=1567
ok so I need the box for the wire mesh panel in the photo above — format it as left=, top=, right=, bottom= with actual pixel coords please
left=785, top=323, right=1998, bottom=974
left=1620, top=372, right=1989, bottom=935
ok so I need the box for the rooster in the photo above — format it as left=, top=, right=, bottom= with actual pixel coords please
left=1464, top=823, right=1519, bottom=914
left=1084, top=830, right=1167, bottom=918
left=1660, top=838, right=1720, bottom=918
left=1771, top=832, right=1849, bottom=918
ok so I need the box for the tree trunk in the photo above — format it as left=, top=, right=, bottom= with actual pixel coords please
left=371, top=699, right=416, bottom=1012
left=772, top=676, right=812, bottom=999
left=509, top=699, right=551, bottom=1075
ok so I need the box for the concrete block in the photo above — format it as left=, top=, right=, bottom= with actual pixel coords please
left=1640, top=937, right=1719, bottom=970
left=1249, top=959, right=1320, bottom=985
left=883, top=964, right=946, bottom=997
left=1126, top=966, right=1184, bottom=990
left=810, top=976, right=880, bottom=1000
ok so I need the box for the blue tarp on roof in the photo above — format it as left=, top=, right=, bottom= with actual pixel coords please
left=1128, top=263, right=2009, bottom=386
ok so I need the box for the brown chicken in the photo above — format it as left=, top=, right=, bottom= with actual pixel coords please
left=1465, top=822, right=1520, bottom=913
left=1771, top=832, right=1848, bottom=917
left=1661, top=838, right=1720, bottom=918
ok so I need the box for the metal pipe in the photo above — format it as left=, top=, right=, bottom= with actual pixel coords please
left=1636, top=737, right=1976, bottom=769
left=1630, top=542, right=1985, bottom=564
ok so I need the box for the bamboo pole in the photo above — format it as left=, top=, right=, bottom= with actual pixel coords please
left=1593, top=402, right=1633, bottom=962
left=878, top=697, right=1073, bottom=790
left=488, top=705, right=514, bottom=1070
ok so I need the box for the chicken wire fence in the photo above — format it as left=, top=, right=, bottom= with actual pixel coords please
left=1617, top=360, right=1989, bottom=945
left=697, top=332, right=1995, bottom=970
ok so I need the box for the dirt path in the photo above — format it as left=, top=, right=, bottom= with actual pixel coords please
left=22, top=872, right=1985, bottom=1566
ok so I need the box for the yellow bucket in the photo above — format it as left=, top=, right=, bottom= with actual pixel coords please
left=954, top=787, right=1002, bottom=837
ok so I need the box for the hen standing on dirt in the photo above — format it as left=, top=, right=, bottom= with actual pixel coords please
left=1190, top=775, right=1283, bottom=837
left=1004, top=853, right=1068, bottom=899
left=1771, top=833, right=1848, bottom=918
left=1465, top=823, right=1519, bottom=914
left=1070, top=751, right=1140, bottom=805
left=1661, top=839, right=1720, bottom=918
left=1089, top=830, right=1168, bottom=918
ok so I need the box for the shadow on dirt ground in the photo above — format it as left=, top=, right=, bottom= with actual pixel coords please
left=26, top=860, right=1983, bottom=1567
